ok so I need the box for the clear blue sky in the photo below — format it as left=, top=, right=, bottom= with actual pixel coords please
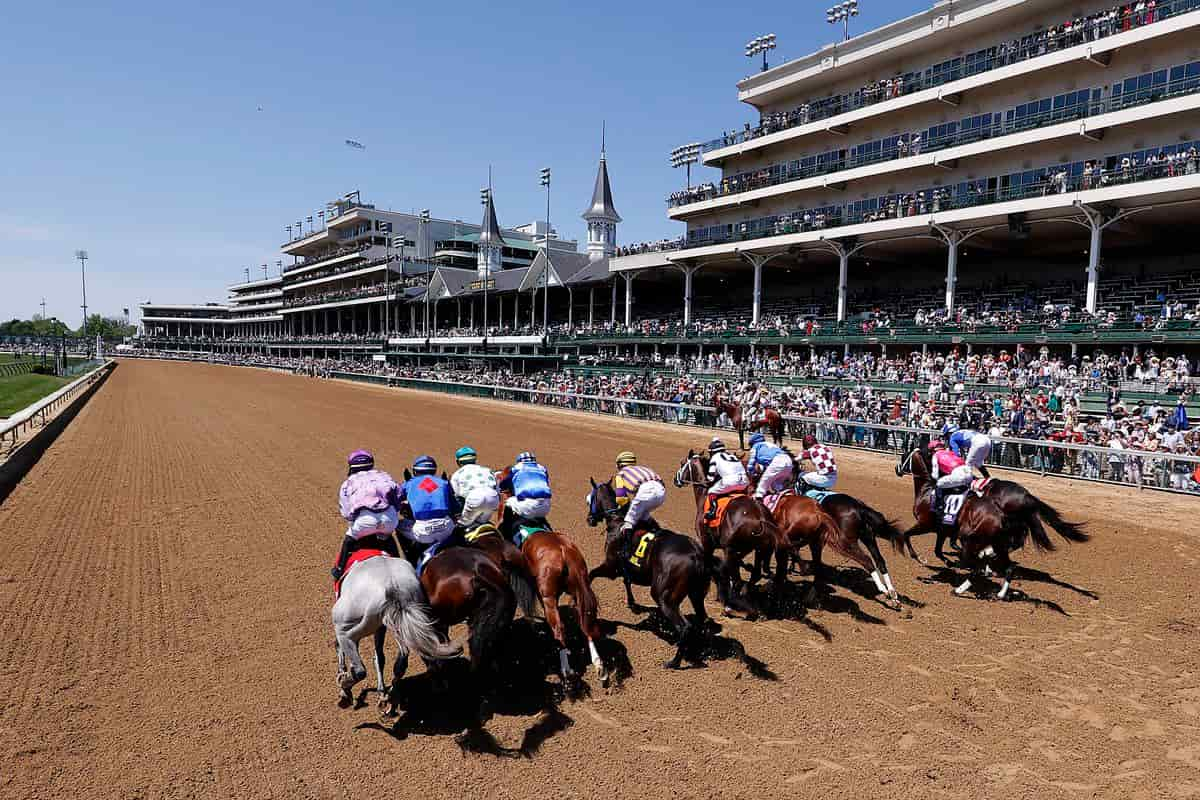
left=0, top=0, right=927, bottom=325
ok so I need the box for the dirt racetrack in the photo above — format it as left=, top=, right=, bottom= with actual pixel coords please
left=3, top=359, right=1200, bottom=799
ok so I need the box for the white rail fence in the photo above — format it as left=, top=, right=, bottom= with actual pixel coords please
left=1, top=361, right=114, bottom=450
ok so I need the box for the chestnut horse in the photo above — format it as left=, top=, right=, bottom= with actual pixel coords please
left=586, top=478, right=712, bottom=669
left=496, top=469, right=606, bottom=686
left=895, top=448, right=1089, bottom=599
left=713, top=393, right=784, bottom=449
left=674, top=451, right=787, bottom=617
left=759, top=491, right=903, bottom=611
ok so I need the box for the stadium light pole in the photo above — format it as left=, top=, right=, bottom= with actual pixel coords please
left=745, top=33, right=777, bottom=73
left=75, top=250, right=89, bottom=329
left=261, top=263, right=268, bottom=280
left=826, top=0, right=859, bottom=40
left=480, top=188, right=490, bottom=344
left=670, top=143, right=701, bottom=190
left=540, top=166, right=551, bottom=334
left=244, top=267, right=250, bottom=283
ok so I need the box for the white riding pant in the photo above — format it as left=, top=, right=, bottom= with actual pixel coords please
left=755, top=453, right=795, bottom=497
left=801, top=471, right=837, bottom=490
left=507, top=495, right=552, bottom=520
left=937, top=465, right=974, bottom=490
left=707, top=476, right=749, bottom=497
left=623, top=481, right=666, bottom=529
left=397, top=516, right=456, bottom=546
left=458, top=487, right=500, bottom=527
left=345, top=506, right=399, bottom=540
left=966, top=437, right=992, bottom=470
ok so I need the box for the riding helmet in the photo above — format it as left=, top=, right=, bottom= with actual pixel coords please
left=347, top=449, right=374, bottom=470
left=802, top=434, right=817, bottom=448
left=454, top=446, right=478, bottom=465
left=413, top=455, right=438, bottom=473
left=708, top=438, right=726, bottom=453
left=515, top=451, right=537, bottom=464
left=615, top=451, right=637, bottom=467
left=748, top=433, right=765, bottom=446
left=928, top=439, right=945, bottom=452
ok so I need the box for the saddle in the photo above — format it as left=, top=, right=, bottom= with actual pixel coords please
left=462, top=522, right=500, bottom=543
left=802, top=488, right=843, bottom=506
left=704, top=495, right=739, bottom=529
left=333, top=548, right=386, bottom=599
left=970, top=477, right=992, bottom=495
left=512, top=519, right=553, bottom=547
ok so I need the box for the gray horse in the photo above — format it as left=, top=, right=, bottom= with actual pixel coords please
left=332, top=555, right=461, bottom=711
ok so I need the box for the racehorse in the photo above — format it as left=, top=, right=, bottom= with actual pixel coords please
left=495, top=469, right=607, bottom=687
left=674, top=450, right=787, bottom=617
left=419, top=547, right=517, bottom=709
left=713, top=392, right=784, bottom=450
left=895, top=448, right=1089, bottom=598
left=756, top=487, right=903, bottom=611
left=331, top=554, right=462, bottom=710
left=586, top=478, right=711, bottom=669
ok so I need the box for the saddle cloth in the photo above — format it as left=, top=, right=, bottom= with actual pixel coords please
left=760, top=489, right=793, bottom=514
left=705, top=495, right=739, bottom=529
left=463, top=522, right=500, bottom=543
left=970, top=477, right=992, bottom=495
left=942, top=492, right=967, bottom=527
left=333, top=548, right=386, bottom=598
left=513, top=521, right=552, bottom=547
left=629, top=530, right=657, bottom=569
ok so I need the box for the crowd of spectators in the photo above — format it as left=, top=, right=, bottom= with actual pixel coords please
left=706, top=1, right=1186, bottom=151
left=614, top=238, right=686, bottom=257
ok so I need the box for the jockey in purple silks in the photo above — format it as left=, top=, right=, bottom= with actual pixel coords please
left=331, top=449, right=401, bottom=581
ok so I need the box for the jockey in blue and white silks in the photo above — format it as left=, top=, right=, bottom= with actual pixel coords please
left=944, top=422, right=992, bottom=478
left=501, top=451, right=552, bottom=524
left=397, top=455, right=457, bottom=571
left=747, top=432, right=793, bottom=499
left=449, top=445, right=500, bottom=529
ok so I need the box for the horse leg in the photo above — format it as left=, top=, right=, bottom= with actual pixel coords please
left=804, top=538, right=825, bottom=609
left=654, top=581, right=692, bottom=670
left=540, top=587, right=574, bottom=681
left=721, top=552, right=757, bottom=618
left=934, top=528, right=950, bottom=563
left=334, top=618, right=371, bottom=704
left=372, top=626, right=387, bottom=697
left=623, top=577, right=638, bottom=610
left=994, top=552, right=1017, bottom=601
left=860, top=532, right=900, bottom=604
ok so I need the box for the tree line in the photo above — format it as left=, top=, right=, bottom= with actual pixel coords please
left=0, top=314, right=136, bottom=339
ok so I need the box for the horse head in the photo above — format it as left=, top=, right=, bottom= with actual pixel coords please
left=586, top=477, right=619, bottom=528
left=673, top=449, right=707, bottom=489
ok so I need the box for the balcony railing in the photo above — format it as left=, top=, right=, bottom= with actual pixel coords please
left=698, top=0, right=1200, bottom=155
left=682, top=139, right=1200, bottom=250
left=671, top=66, right=1200, bottom=208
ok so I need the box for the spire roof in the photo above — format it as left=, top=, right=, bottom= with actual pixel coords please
left=479, top=191, right=506, bottom=248
left=581, top=129, right=621, bottom=223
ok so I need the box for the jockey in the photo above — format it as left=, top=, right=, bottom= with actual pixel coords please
left=705, top=437, right=750, bottom=521
left=397, top=455, right=458, bottom=572
left=332, top=449, right=401, bottom=582
left=500, top=451, right=552, bottom=528
left=449, top=446, right=500, bottom=530
left=929, top=440, right=972, bottom=515
left=612, top=451, right=666, bottom=535
left=944, top=422, right=992, bottom=479
left=798, top=434, right=838, bottom=491
left=747, top=432, right=792, bottom=499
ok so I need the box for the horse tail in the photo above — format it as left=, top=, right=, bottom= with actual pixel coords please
left=1033, top=496, right=1090, bottom=544
left=860, top=504, right=905, bottom=553
left=382, top=583, right=462, bottom=661
left=562, top=542, right=602, bottom=641
left=506, top=565, right=542, bottom=619
left=468, top=564, right=516, bottom=663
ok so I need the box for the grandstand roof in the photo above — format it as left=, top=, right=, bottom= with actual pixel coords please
left=520, top=250, right=610, bottom=292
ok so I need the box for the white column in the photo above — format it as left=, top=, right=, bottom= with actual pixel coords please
left=752, top=259, right=763, bottom=326
left=1086, top=221, right=1102, bottom=314
left=624, top=272, right=633, bottom=328
left=837, top=251, right=849, bottom=323
left=682, top=265, right=697, bottom=327
left=610, top=279, right=617, bottom=325
left=588, top=286, right=595, bottom=327
left=945, top=238, right=959, bottom=314
left=567, top=287, right=574, bottom=329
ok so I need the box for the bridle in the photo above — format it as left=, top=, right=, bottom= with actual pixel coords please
left=674, top=456, right=709, bottom=488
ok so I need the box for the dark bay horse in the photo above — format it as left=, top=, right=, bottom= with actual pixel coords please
left=896, top=448, right=1089, bottom=599
left=713, top=393, right=784, bottom=449
left=674, top=451, right=786, bottom=617
left=418, top=547, right=516, bottom=715
left=586, top=478, right=711, bottom=669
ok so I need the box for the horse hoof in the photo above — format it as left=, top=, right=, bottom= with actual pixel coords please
left=337, top=691, right=353, bottom=709
left=722, top=606, right=735, bottom=617
left=663, top=659, right=683, bottom=670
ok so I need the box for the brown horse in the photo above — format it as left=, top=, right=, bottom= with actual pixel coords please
left=586, top=478, right=712, bottom=669
left=713, top=393, right=784, bottom=449
left=418, top=547, right=516, bottom=716
left=494, top=469, right=606, bottom=686
left=674, top=451, right=786, bottom=617
left=759, top=491, right=903, bottom=611
left=895, top=448, right=1089, bottom=599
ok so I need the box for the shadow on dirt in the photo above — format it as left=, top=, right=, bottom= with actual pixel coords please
left=917, top=566, right=1071, bottom=615
left=604, top=610, right=779, bottom=680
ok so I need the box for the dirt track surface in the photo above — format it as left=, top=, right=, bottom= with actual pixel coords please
left=3, top=360, right=1200, bottom=799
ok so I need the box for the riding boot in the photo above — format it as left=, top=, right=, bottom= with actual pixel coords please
left=331, top=535, right=356, bottom=581
left=704, top=496, right=718, bottom=522
left=376, top=533, right=400, bottom=559
left=933, top=486, right=944, bottom=516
